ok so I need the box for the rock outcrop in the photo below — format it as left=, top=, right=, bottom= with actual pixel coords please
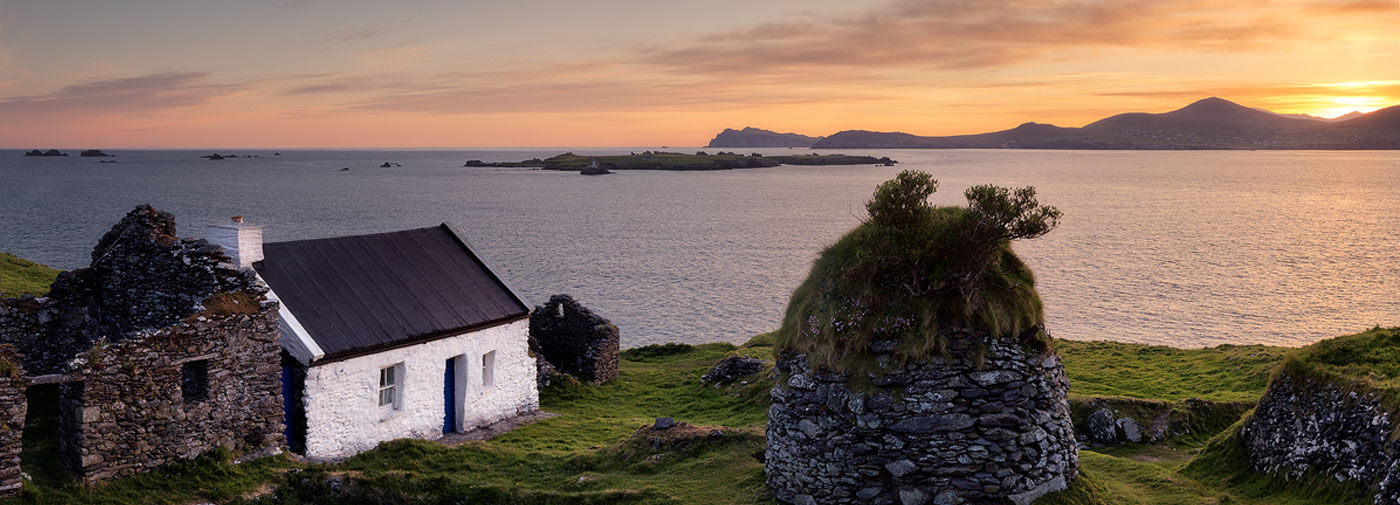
left=79, top=150, right=113, bottom=157
left=766, top=331, right=1078, bottom=505
left=24, top=149, right=67, bottom=157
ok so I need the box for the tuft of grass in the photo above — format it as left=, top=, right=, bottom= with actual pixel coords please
left=0, top=253, right=60, bottom=298
left=1056, top=340, right=1289, bottom=403
left=199, top=291, right=265, bottom=318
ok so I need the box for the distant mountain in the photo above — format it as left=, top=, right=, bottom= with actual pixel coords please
left=707, top=127, right=822, bottom=148
left=1257, top=109, right=1365, bottom=122
left=809, top=98, right=1400, bottom=150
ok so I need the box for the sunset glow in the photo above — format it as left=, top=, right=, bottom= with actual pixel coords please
left=0, top=0, right=1397, bottom=148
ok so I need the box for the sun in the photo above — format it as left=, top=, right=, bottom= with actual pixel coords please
left=1312, top=96, right=1387, bottom=119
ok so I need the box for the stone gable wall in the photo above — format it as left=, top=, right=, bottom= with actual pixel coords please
left=60, top=302, right=285, bottom=484
left=1241, top=372, right=1400, bottom=505
left=529, top=295, right=619, bottom=383
left=766, top=334, right=1078, bottom=505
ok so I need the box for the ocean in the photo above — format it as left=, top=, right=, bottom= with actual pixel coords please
left=2, top=148, right=1396, bottom=349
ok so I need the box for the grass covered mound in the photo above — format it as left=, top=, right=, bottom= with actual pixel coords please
left=0, top=253, right=59, bottom=297
left=774, top=170, right=1061, bottom=372
left=1277, top=326, right=1400, bottom=404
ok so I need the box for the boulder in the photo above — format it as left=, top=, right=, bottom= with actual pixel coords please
left=1086, top=408, right=1117, bottom=444
left=1117, top=417, right=1144, bottom=443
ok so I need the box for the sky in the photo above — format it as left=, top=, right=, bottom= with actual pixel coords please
left=0, top=0, right=1397, bottom=148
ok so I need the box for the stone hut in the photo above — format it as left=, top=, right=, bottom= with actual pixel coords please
left=767, top=331, right=1077, bottom=505
left=0, top=205, right=286, bottom=485
left=529, top=294, right=619, bottom=384
left=765, top=172, right=1077, bottom=505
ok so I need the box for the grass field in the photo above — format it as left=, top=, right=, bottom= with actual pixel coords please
left=3, top=332, right=1387, bottom=504
left=0, top=253, right=59, bottom=297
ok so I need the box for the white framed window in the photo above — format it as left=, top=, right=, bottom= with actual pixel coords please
left=482, top=351, right=496, bottom=388
left=378, top=363, right=404, bottom=415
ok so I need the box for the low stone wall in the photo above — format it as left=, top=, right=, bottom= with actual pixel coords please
left=766, top=335, right=1078, bottom=505
left=60, top=303, right=285, bottom=484
left=0, top=350, right=25, bottom=498
left=529, top=295, right=619, bottom=383
left=1241, top=371, right=1400, bottom=504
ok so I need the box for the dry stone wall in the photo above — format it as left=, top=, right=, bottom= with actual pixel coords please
left=60, top=302, right=285, bottom=484
left=0, top=297, right=72, bottom=375
left=529, top=295, right=619, bottom=383
left=1241, top=371, right=1400, bottom=505
left=0, top=350, right=25, bottom=499
left=766, top=334, right=1078, bottom=505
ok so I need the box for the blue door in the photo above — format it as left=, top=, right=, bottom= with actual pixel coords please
left=281, top=364, right=306, bottom=453
left=443, top=357, right=457, bottom=434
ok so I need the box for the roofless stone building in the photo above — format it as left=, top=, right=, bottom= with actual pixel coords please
left=765, top=172, right=1078, bottom=505
left=0, top=204, right=541, bottom=490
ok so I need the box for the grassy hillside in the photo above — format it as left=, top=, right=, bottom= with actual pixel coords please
left=5, top=333, right=1384, bottom=505
left=0, top=253, right=59, bottom=297
left=1056, top=340, right=1288, bottom=403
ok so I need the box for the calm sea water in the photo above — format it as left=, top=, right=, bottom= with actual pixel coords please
left=1, top=148, right=1396, bottom=349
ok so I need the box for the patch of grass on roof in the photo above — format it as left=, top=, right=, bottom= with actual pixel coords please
left=0, top=253, right=60, bottom=297
left=773, top=170, right=1061, bottom=373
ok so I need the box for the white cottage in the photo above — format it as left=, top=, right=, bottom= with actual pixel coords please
left=207, top=218, right=538, bottom=460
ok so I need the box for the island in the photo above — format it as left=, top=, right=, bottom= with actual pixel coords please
left=706, top=127, right=823, bottom=148
left=79, top=149, right=114, bottom=157
left=463, top=151, right=895, bottom=172
left=23, top=149, right=67, bottom=157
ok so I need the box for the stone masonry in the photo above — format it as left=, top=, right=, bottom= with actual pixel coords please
left=0, top=348, right=25, bottom=499
left=529, top=294, right=619, bottom=384
left=766, top=331, right=1078, bottom=505
left=59, top=302, right=285, bottom=484
left=1242, top=371, right=1400, bottom=505
left=0, top=204, right=286, bottom=486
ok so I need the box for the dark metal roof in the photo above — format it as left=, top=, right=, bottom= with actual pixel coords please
left=253, top=224, right=528, bottom=363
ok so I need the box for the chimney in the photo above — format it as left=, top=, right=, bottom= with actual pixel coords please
left=206, top=216, right=264, bottom=269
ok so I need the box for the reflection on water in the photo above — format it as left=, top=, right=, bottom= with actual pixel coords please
left=1, top=148, right=1396, bottom=348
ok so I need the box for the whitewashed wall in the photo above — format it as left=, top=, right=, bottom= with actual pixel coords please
left=300, top=319, right=538, bottom=459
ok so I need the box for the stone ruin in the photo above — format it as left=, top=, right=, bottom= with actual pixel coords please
left=0, top=204, right=285, bottom=489
left=529, top=294, right=619, bottom=384
left=766, top=329, right=1078, bottom=505
left=1242, top=369, right=1400, bottom=505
